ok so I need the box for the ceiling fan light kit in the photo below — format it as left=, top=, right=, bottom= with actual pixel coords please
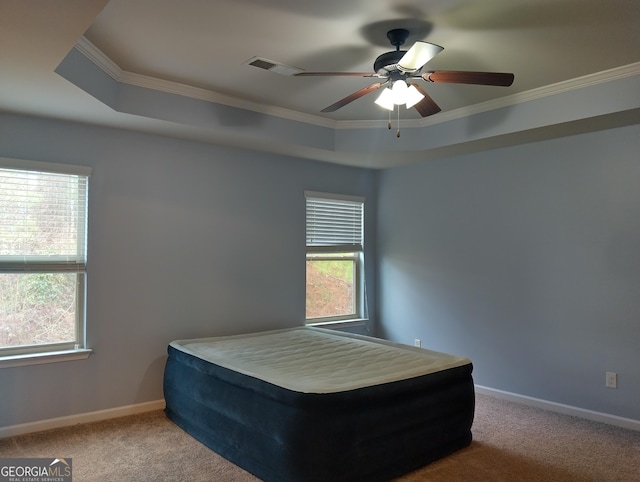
left=403, top=84, right=426, bottom=109
left=375, top=80, right=425, bottom=110
left=374, top=87, right=396, bottom=110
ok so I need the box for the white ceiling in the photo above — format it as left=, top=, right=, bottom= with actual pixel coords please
left=2, top=0, right=640, bottom=167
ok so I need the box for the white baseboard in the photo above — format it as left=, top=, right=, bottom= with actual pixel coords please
left=0, top=399, right=165, bottom=439
left=475, top=385, right=640, bottom=432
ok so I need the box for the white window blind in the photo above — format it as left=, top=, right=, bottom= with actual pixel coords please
left=0, top=164, right=89, bottom=271
left=305, top=191, right=364, bottom=251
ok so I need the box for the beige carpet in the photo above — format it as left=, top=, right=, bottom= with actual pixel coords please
left=1, top=393, right=639, bottom=481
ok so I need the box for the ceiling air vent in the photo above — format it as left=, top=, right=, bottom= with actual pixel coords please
left=244, top=57, right=302, bottom=76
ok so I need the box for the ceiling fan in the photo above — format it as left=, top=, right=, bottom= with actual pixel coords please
left=296, top=28, right=515, bottom=118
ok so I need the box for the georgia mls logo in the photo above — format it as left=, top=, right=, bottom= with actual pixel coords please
left=49, top=458, right=72, bottom=476
left=0, top=457, right=72, bottom=482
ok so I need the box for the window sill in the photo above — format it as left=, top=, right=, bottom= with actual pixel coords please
left=306, top=318, right=368, bottom=329
left=0, top=349, right=92, bottom=369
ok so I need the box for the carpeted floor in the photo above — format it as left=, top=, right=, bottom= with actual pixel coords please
left=1, top=393, right=639, bottom=481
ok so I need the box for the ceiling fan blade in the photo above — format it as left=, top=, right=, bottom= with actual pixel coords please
left=321, top=82, right=384, bottom=112
left=398, top=41, right=444, bottom=72
left=295, top=72, right=375, bottom=77
left=423, top=70, right=515, bottom=86
left=409, top=83, right=441, bottom=117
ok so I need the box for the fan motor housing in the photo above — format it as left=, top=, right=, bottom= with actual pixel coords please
left=373, top=50, right=407, bottom=75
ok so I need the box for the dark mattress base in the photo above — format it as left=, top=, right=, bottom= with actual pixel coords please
left=164, top=345, right=474, bottom=482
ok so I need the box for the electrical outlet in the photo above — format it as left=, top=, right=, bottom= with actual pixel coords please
left=414, top=339, right=421, bottom=348
left=606, top=372, right=617, bottom=389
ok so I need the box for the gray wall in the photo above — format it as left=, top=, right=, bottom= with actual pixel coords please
left=2, top=109, right=638, bottom=427
left=0, top=113, right=376, bottom=427
left=376, top=123, right=640, bottom=420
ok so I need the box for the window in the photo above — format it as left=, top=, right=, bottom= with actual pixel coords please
left=0, top=158, right=91, bottom=365
left=305, top=191, right=366, bottom=324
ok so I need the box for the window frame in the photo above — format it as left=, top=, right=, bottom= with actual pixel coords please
left=304, top=191, right=366, bottom=325
left=0, top=157, right=92, bottom=368
left=306, top=251, right=361, bottom=323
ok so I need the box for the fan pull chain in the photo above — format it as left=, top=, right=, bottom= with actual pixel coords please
left=388, top=108, right=391, bottom=130
left=397, top=106, right=400, bottom=138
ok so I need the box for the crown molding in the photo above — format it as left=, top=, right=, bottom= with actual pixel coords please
left=75, top=36, right=121, bottom=81
left=429, top=61, right=640, bottom=126
left=75, top=37, right=337, bottom=129
left=74, top=37, right=640, bottom=132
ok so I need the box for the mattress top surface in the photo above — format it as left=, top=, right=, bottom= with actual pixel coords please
left=170, top=327, right=471, bottom=393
